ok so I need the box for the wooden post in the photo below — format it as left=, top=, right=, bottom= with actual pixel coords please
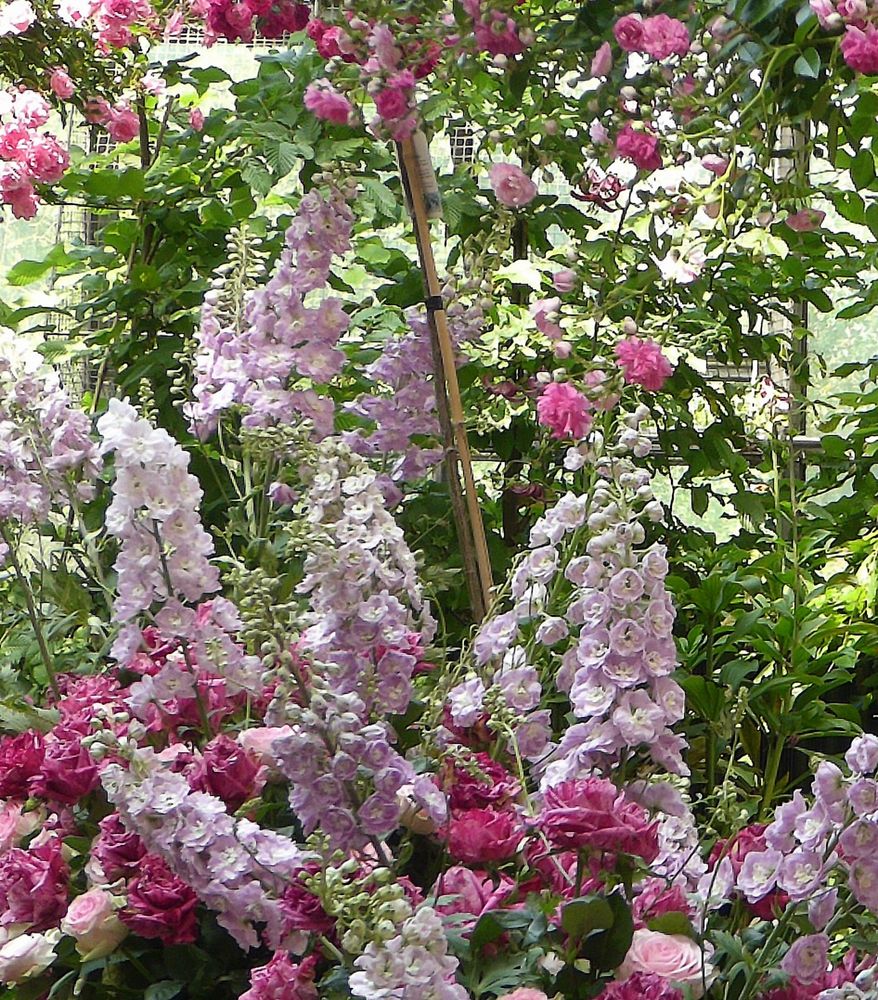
left=396, top=134, right=494, bottom=620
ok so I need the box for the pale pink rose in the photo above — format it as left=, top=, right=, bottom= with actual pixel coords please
left=590, top=41, right=612, bottom=77
left=237, top=726, right=292, bottom=766
left=49, top=67, right=75, bottom=99
left=0, top=802, right=41, bottom=853
left=498, top=991, right=549, bottom=1000
left=489, top=163, right=538, bottom=207
left=0, top=931, right=58, bottom=984
left=618, top=929, right=709, bottom=996
left=189, top=108, right=204, bottom=132
left=61, top=888, right=127, bottom=960
left=140, top=71, right=166, bottom=96
left=0, top=0, right=36, bottom=36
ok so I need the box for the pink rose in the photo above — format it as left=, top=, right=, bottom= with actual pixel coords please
left=13, top=90, right=49, bottom=128
left=446, top=807, right=524, bottom=863
left=25, top=136, right=70, bottom=184
left=189, top=108, right=204, bottom=132
left=0, top=839, right=69, bottom=931
left=60, top=888, right=128, bottom=959
left=785, top=208, right=825, bottom=231
left=107, top=106, right=140, bottom=143
left=189, top=734, right=263, bottom=811
left=241, top=952, right=318, bottom=1000
left=537, top=382, right=593, bottom=440
left=303, top=80, right=353, bottom=125
left=632, top=880, right=693, bottom=927
left=498, top=991, right=549, bottom=1000
left=49, top=67, right=75, bottom=99
left=618, top=929, right=708, bottom=996
left=553, top=268, right=577, bottom=293
left=538, top=778, right=660, bottom=862
left=120, top=855, right=198, bottom=945
left=640, top=15, right=690, bottom=59
left=590, top=41, right=613, bottom=77
left=0, top=801, right=41, bottom=853
left=474, top=14, right=526, bottom=57
left=613, top=13, right=644, bottom=51
left=0, top=931, right=57, bottom=984
left=433, top=867, right=518, bottom=929
left=615, top=336, right=674, bottom=391
left=614, top=123, right=662, bottom=172
left=489, top=163, right=538, bottom=207
left=841, top=24, right=878, bottom=74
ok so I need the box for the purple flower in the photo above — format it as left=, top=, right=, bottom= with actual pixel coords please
left=847, top=735, right=878, bottom=775
left=780, top=934, right=829, bottom=985
left=808, top=888, right=838, bottom=932
left=778, top=850, right=825, bottom=901
left=737, top=849, right=783, bottom=901
left=496, top=666, right=542, bottom=712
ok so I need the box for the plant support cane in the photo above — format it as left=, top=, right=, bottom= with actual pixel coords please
left=396, top=132, right=494, bottom=621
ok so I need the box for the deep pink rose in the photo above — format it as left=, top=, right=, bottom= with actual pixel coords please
left=538, top=778, right=660, bottom=862
left=841, top=24, right=878, bottom=74
left=29, top=726, right=100, bottom=805
left=189, top=734, right=263, bottom=811
left=91, top=812, right=147, bottom=882
left=632, top=879, right=693, bottom=927
left=281, top=863, right=335, bottom=935
left=599, top=972, right=683, bottom=1000
left=0, top=839, right=69, bottom=931
left=615, top=336, right=674, bottom=392
left=474, top=13, right=525, bottom=56
left=121, top=855, right=198, bottom=945
left=613, top=13, right=644, bottom=50
left=374, top=86, right=410, bottom=121
left=537, top=382, right=593, bottom=440
left=443, top=752, right=521, bottom=811
left=640, top=15, right=690, bottom=59
left=446, top=807, right=524, bottom=863
left=489, top=163, right=538, bottom=207
left=0, top=732, right=45, bottom=798
left=432, top=866, right=518, bottom=927
left=615, top=123, right=662, bottom=172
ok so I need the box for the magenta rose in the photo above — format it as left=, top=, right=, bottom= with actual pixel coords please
left=615, top=123, right=662, bottom=172
left=598, top=972, right=683, bottom=1000
left=613, top=13, right=645, bottom=50
left=446, top=808, right=524, bottom=864
left=538, top=778, right=660, bottom=862
left=30, top=726, right=100, bottom=805
left=281, top=864, right=335, bottom=935
left=432, top=866, right=518, bottom=928
left=632, top=879, right=693, bottom=927
left=841, top=24, right=878, bottom=75
left=0, top=732, right=45, bottom=798
left=120, top=855, right=198, bottom=945
left=91, top=812, right=147, bottom=882
left=640, top=14, right=690, bottom=59
left=0, top=839, right=69, bottom=931
left=444, top=752, right=521, bottom=811
left=241, top=952, right=319, bottom=1000
left=189, top=734, right=263, bottom=811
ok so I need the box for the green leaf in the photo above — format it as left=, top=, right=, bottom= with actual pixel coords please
left=793, top=48, right=820, bottom=78
left=647, top=911, right=696, bottom=937
left=145, top=982, right=183, bottom=1000
left=561, top=896, right=614, bottom=940
left=851, top=149, right=875, bottom=190
left=0, top=701, right=59, bottom=734
left=7, top=244, right=72, bottom=286
left=580, top=893, right=634, bottom=970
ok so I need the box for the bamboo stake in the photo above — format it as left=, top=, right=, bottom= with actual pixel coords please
left=396, top=135, right=494, bottom=618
